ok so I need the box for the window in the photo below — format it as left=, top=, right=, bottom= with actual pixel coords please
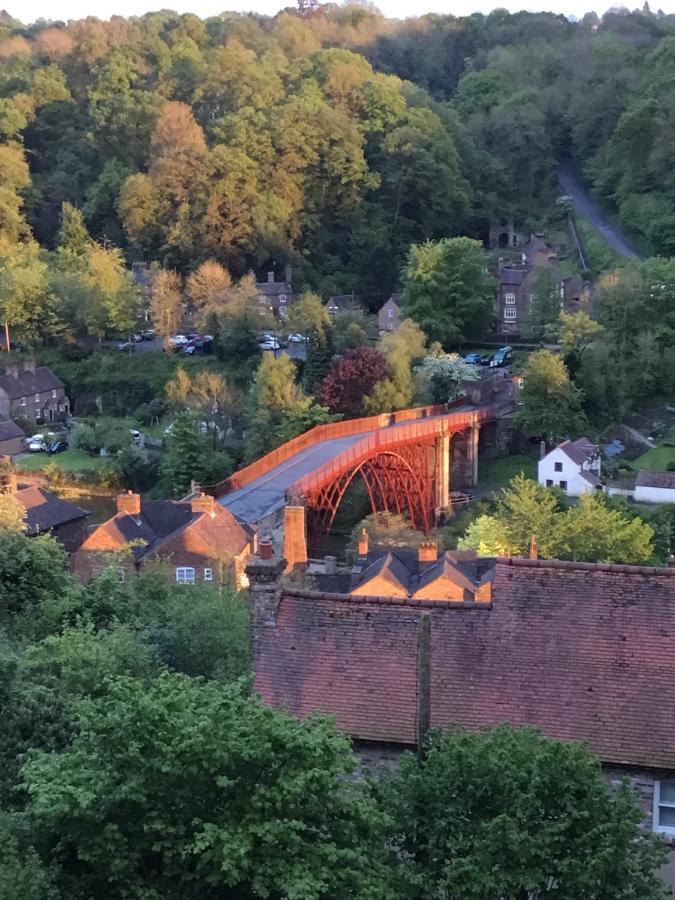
left=554, top=462, right=563, bottom=472
left=278, top=294, right=287, bottom=303
left=203, top=567, right=213, bottom=581
left=52, top=389, right=57, bottom=399
left=559, top=480, right=568, bottom=490
left=34, top=393, right=39, bottom=403
left=20, top=398, right=25, bottom=407
left=388, top=308, right=395, bottom=318
left=175, top=567, right=195, bottom=584
left=546, top=479, right=553, bottom=487
left=505, top=292, right=516, bottom=305
left=34, top=410, right=40, bottom=419
left=58, top=404, right=64, bottom=412
left=654, top=781, right=675, bottom=835
left=504, top=307, right=517, bottom=321
left=528, top=293, right=535, bottom=305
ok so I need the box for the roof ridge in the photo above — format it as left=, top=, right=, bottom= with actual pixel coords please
left=497, top=557, right=675, bottom=576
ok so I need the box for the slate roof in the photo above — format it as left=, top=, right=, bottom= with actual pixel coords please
left=499, top=268, right=526, bottom=286
left=0, top=366, right=63, bottom=400
left=558, top=437, right=598, bottom=466
left=347, top=549, right=493, bottom=598
left=636, top=470, right=675, bottom=490
left=14, top=485, right=88, bottom=535
left=0, top=419, right=24, bottom=441
left=256, top=281, right=291, bottom=297
left=254, top=558, right=675, bottom=768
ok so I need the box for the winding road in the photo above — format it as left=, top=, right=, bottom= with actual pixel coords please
left=559, top=161, right=641, bottom=260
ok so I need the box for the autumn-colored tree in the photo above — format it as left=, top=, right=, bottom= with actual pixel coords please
left=149, top=270, right=183, bottom=347
left=186, top=260, right=232, bottom=323
left=365, top=319, right=427, bottom=412
left=318, top=347, right=390, bottom=418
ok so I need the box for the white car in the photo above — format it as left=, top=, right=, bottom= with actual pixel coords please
left=258, top=338, right=281, bottom=351
left=169, top=334, right=189, bottom=346
left=288, top=333, right=306, bottom=343
left=27, top=437, right=48, bottom=452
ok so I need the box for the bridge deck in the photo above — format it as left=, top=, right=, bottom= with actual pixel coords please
left=219, top=409, right=474, bottom=524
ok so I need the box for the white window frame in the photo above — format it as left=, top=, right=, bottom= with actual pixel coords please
left=504, top=307, right=517, bottom=321
left=34, top=410, right=40, bottom=419
left=203, top=567, right=213, bottom=581
left=505, top=292, right=516, bottom=305
left=175, top=566, right=195, bottom=584
left=653, top=781, right=675, bottom=835
left=52, top=389, right=57, bottom=399
left=34, top=393, right=40, bottom=403
left=388, top=308, right=395, bottom=318
left=20, top=397, right=25, bottom=407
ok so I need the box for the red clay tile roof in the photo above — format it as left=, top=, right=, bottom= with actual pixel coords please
left=253, top=558, right=675, bottom=768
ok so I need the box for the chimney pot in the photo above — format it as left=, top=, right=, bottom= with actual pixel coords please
left=259, top=539, right=273, bottom=561
left=357, top=527, right=369, bottom=557
left=190, top=492, right=215, bottom=515
left=418, top=541, right=438, bottom=564
left=116, top=491, right=141, bottom=516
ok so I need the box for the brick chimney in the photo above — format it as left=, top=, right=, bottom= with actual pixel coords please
left=358, top=527, right=369, bottom=557
left=283, top=505, right=308, bottom=572
left=530, top=534, right=538, bottom=560
left=190, top=492, right=216, bottom=516
left=540, top=440, right=547, bottom=460
left=246, top=546, right=287, bottom=660
left=116, top=491, right=141, bottom=516
left=418, top=541, right=438, bottom=565
left=23, top=358, right=36, bottom=374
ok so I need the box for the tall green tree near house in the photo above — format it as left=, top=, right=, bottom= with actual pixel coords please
left=385, top=724, right=669, bottom=900
left=160, top=412, right=232, bottom=496
left=402, top=237, right=495, bottom=346
left=517, top=350, right=586, bottom=443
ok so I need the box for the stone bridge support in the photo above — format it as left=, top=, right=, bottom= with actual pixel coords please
left=468, top=425, right=480, bottom=487
left=434, top=430, right=450, bottom=512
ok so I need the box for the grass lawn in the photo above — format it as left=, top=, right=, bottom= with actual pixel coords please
left=478, top=454, right=538, bottom=494
left=632, top=442, right=675, bottom=473
left=17, top=448, right=103, bottom=473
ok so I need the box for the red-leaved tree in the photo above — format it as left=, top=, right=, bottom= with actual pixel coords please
left=317, top=347, right=390, bottom=418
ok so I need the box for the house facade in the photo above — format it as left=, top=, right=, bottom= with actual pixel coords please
left=377, top=293, right=402, bottom=332
left=249, top=549, right=675, bottom=879
left=0, top=361, right=69, bottom=424
left=256, top=270, right=293, bottom=319
left=635, top=470, right=675, bottom=504
left=538, top=437, right=601, bottom=496
left=72, top=491, right=254, bottom=588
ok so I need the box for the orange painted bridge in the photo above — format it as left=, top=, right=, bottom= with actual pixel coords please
left=217, top=379, right=515, bottom=535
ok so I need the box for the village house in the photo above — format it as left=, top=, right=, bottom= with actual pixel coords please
left=248, top=544, right=675, bottom=879
left=72, top=491, right=254, bottom=588
left=256, top=269, right=293, bottom=319
left=496, top=235, right=590, bottom=336
left=377, top=293, right=402, bottom=332
left=7, top=476, right=89, bottom=552
left=635, top=470, right=675, bottom=505
left=0, top=361, right=69, bottom=425
left=0, top=419, right=25, bottom=456
left=538, top=437, right=602, bottom=496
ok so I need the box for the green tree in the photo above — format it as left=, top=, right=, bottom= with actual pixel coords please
left=0, top=493, right=25, bottom=532
left=386, top=725, right=668, bottom=900
left=526, top=267, right=563, bottom=340
left=0, top=825, right=57, bottom=900
left=517, top=350, right=586, bottom=442
left=57, top=202, right=90, bottom=256
left=415, top=349, right=480, bottom=404
left=365, top=319, right=427, bottom=412
left=21, top=672, right=389, bottom=899
left=556, top=493, right=654, bottom=564
left=161, top=412, right=231, bottom=496
left=402, top=237, right=495, bottom=346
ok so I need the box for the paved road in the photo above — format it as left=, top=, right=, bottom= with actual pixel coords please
left=559, top=161, right=640, bottom=260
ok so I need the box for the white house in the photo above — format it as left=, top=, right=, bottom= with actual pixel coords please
left=538, top=437, right=602, bottom=496
left=634, top=470, right=675, bottom=504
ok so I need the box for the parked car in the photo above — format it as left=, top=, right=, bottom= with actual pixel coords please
left=133, top=330, right=155, bottom=342
left=48, top=440, right=68, bottom=454
left=116, top=340, right=135, bottom=351
left=288, top=333, right=306, bottom=343
left=490, top=346, right=513, bottom=368
left=258, top=338, right=281, bottom=351
left=168, top=334, right=189, bottom=348
left=27, top=437, right=48, bottom=452
left=464, top=352, right=489, bottom=366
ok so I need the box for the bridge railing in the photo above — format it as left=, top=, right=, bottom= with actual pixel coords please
left=286, top=402, right=512, bottom=499
left=212, top=402, right=452, bottom=496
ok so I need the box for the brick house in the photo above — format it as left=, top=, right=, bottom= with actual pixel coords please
left=0, top=361, right=69, bottom=424
left=326, top=294, right=364, bottom=317
left=496, top=236, right=590, bottom=336
left=256, top=270, right=293, bottom=319
left=72, top=491, right=254, bottom=589
left=0, top=419, right=25, bottom=456
left=249, top=550, right=675, bottom=877
left=377, top=293, right=402, bottom=332
left=8, top=477, right=89, bottom=552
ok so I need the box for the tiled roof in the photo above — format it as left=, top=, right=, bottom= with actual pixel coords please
left=499, top=269, right=526, bottom=286
left=0, top=366, right=63, bottom=400
left=352, top=551, right=410, bottom=596
left=254, top=558, right=675, bottom=768
left=256, top=281, right=291, bottom=297
left=0, top=419, right=24, bottom=441
left=636, top=470, right=675, bottom=490
left=559, top=437, right=598, bottom=465
left=14, top=485, right=88, bottom=534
